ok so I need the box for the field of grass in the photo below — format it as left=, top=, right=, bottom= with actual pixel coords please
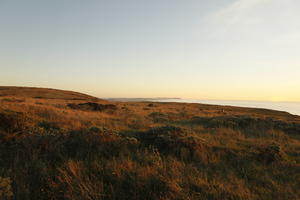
left=0, top=87, right=299, bottom=200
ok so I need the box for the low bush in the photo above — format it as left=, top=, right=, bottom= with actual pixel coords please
left=0, top=111, right=30, bottom=133
left=0, top=177, right=13, bottom=200
left=67, top=102, right=117, bottom=112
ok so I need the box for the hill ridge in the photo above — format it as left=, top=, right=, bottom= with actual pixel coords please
left=0, top=86, right=100, bottom=101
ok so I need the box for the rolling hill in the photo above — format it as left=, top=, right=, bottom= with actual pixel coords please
left=0, top=86, right=100, bottom=101
left=0, top=86, right=299, bottom=200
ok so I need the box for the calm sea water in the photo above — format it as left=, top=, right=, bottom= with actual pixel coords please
left=155, top=99, right=300, bottom=116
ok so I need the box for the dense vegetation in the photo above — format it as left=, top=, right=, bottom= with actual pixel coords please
left=0, top=87, right=299, bottom=200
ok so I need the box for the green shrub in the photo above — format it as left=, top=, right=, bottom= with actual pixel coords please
left=148, top=112, right=169, bottom=123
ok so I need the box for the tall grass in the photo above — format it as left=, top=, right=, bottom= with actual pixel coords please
left=0, top=96, right=299, bottom=199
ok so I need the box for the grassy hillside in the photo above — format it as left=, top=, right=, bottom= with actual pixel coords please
left=0, top=86, right=100, bottom=101
left=0, top=87, right=299, bottom=200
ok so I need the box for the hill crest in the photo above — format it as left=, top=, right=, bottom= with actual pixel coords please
left=0, top=86, right=100, bottom=101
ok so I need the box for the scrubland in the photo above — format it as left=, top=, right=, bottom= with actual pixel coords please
left=0, top=87, right=299, bottom=200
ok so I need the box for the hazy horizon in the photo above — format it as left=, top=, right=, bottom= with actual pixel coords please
left=1, top=0, right=300, bottom=101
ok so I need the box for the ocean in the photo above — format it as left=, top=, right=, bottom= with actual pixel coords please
left=155, top=99, right=300, bottom=116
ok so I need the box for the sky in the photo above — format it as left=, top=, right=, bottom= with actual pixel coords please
left=0, top=0, right=300, bottom=101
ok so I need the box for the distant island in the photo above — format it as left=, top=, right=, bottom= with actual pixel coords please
left=107, top=97, right=181, bottom=102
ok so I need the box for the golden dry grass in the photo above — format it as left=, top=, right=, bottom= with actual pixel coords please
left=0, top=87, right=300, bottom=200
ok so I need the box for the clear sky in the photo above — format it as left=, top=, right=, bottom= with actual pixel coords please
left=1, top=0, right=300, bottom=101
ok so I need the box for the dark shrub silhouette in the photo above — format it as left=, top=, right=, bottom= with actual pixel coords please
left=68, top=102, right=117, bottom=112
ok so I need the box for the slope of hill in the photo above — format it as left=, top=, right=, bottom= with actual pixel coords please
left=0, top=87, right=299, bottom=200
left=0, top=86, right=100, bottom=101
